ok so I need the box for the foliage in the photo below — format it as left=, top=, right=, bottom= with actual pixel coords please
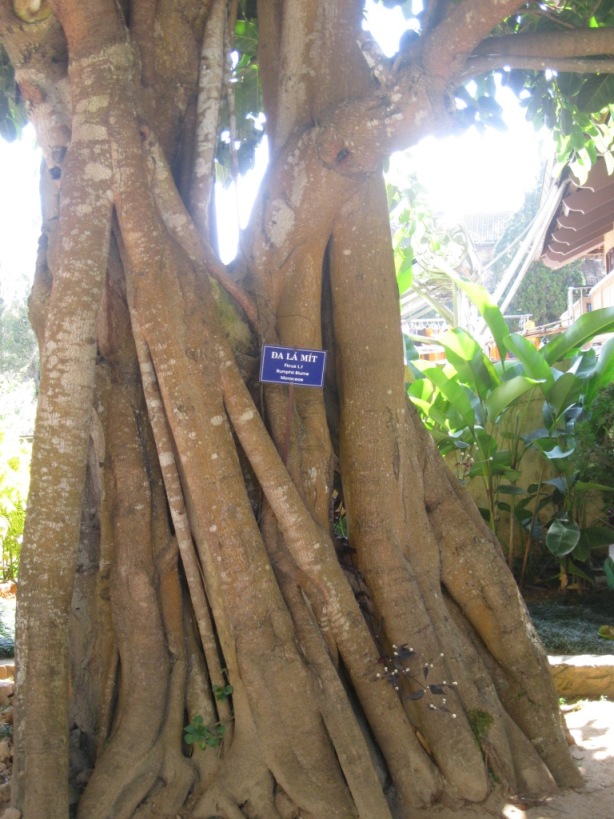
left=380, top=2, right=614, bottom=180
left=215, top=12, right=263, bottom=184
left=575, top=382, right=614, bottom=512
left=0, top=44, right=27, bottom=143
left=507, top=260, right=585, bottom=326
left=406, top=284, right=614, bottom=582
left=495, top=2, right=614, bottom=180
left=184, top=715, right=226, bottom=751
left=0, top=296, right=38, bottom=380
left=488, top=187, right=586, bottom=324
left=212, top=683, right=233, bottom=701
left=0, top=295, right=39, bottom=435
left=0, top=429, right=30, bottom=581
left=389, top=178, right=476, bottom=305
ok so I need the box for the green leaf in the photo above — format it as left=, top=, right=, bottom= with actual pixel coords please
left=234, top=19, right=259, bottom=57
left=440, top=327, right=480, bottom=364
left=546, top=519, right=581, bottom=557
left=419, top=366, right=475, bottom=428
left=485, top=375, right=538, bottom=422
left=566, top=559, right=595, bottom=584
left=574, top=480, right=614, bottom=494
left=542, top=307, right=614, bottom=365
left=544, top=476, right=568, bottom=493
left=475, top=430, right=497, bottom=460
left=585, top=336, right=614, bottom=405
left=544, top=372, right=583, bottom=423
left=397, top=260, right=413, bottom=296
left=440, top=329, right=499, bottom=398
left=503, top=333, right=553, bottom=387
left=497, top=484, right=525, bottom=495
left=576, top=74, right=614, bottom=114
left=597, top=625, right=614, bottom=640
left=577, top=526, right=614, bottom=551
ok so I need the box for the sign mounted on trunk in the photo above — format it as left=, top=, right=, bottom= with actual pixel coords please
left=260, top=345, right=327, bottom=388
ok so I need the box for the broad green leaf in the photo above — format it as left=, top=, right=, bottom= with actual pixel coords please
left=577, top=526, right=614, bottom=552
left=574, top=480, right=614, bottom=493
left=546, top=519, right=581, bottom=557
left=234, top=19, right=259, bottom=57
left=585, top=336, right=614, bottom=405
left=397, top=261, right=413, bottom=296
left=568, top=348, right=596, bottom=379
left=440, top=327, right=480, bottom=364
left=503, top=333, right=553, bottom=387
left=576, top=74, right=614, bottom=114
left=440, top=330, right=499, bottom=398
left=427, top=263, right=510, bottom=362
left=419, top=366, right=475, bottom=428
left=497, top=484, right=525, bottom=495
left=542, top=307, right=614, bottom=365
left=475, top=430, right=497, bottom=459
left=544, top=372, right=583, bottom=422
left=403, top=334, right=420, bottom=363
left=544, top=476, right=568, bottom=493
left=565, top=560, right=594, bottom=584
left=485, top=375, right=537, bottom=422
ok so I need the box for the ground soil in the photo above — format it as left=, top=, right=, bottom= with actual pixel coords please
left=422, top=698, right=614, bottom=819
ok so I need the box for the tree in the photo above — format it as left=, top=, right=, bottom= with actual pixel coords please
left=2, top=1, right=613, bottom=816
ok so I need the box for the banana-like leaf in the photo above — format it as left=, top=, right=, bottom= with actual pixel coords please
left=585, top=335, right=614, bottom=406
left=542, top=307, right=614, bottom=365
left=545, top=371, right=583, bottom=422
left=503, top=333, right=554, bottom=387
left=418, top=366, right=475, bottom=428
left=485, top=375, right=538, bottom=422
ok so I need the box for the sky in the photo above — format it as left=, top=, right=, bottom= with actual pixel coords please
left=0, top=127, right=40, bottom=304
left=0, top=4, right=547, bottom=298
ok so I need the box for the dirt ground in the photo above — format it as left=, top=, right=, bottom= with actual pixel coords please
left=422, top=698, right=614, bottom=819
left=521, top=699, right=614, bottom=819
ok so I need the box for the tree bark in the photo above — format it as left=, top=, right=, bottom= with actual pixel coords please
left=1, top=0, right=593, bottom=816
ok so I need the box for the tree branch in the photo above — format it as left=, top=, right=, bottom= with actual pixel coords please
left=422, top=0, right=524, bottom=78
left=474, top=27, right=614, bottom=60
left=464, top=55, right=614, bottom=78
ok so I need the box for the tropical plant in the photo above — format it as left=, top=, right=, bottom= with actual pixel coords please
left=407, top=281, right=614, bottom=585
left=0, top=428, right=30, bottom=580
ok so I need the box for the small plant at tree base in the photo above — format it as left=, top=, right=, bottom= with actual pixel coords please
left=212, top=683, right=233, bottom=701
left=184, top=715, right=226, bottom=751
left=0, top=429, right=31, bottom=581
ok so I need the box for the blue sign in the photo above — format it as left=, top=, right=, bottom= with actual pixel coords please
left=260, top=345, right=327, bottom=388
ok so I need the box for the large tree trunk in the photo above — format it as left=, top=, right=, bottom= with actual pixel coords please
left=1, top=0, right=582, bottom=817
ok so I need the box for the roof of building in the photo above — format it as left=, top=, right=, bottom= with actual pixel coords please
left=542, top=158, right=614, bottom=269
left=462, top=211, right=514, bottom=246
